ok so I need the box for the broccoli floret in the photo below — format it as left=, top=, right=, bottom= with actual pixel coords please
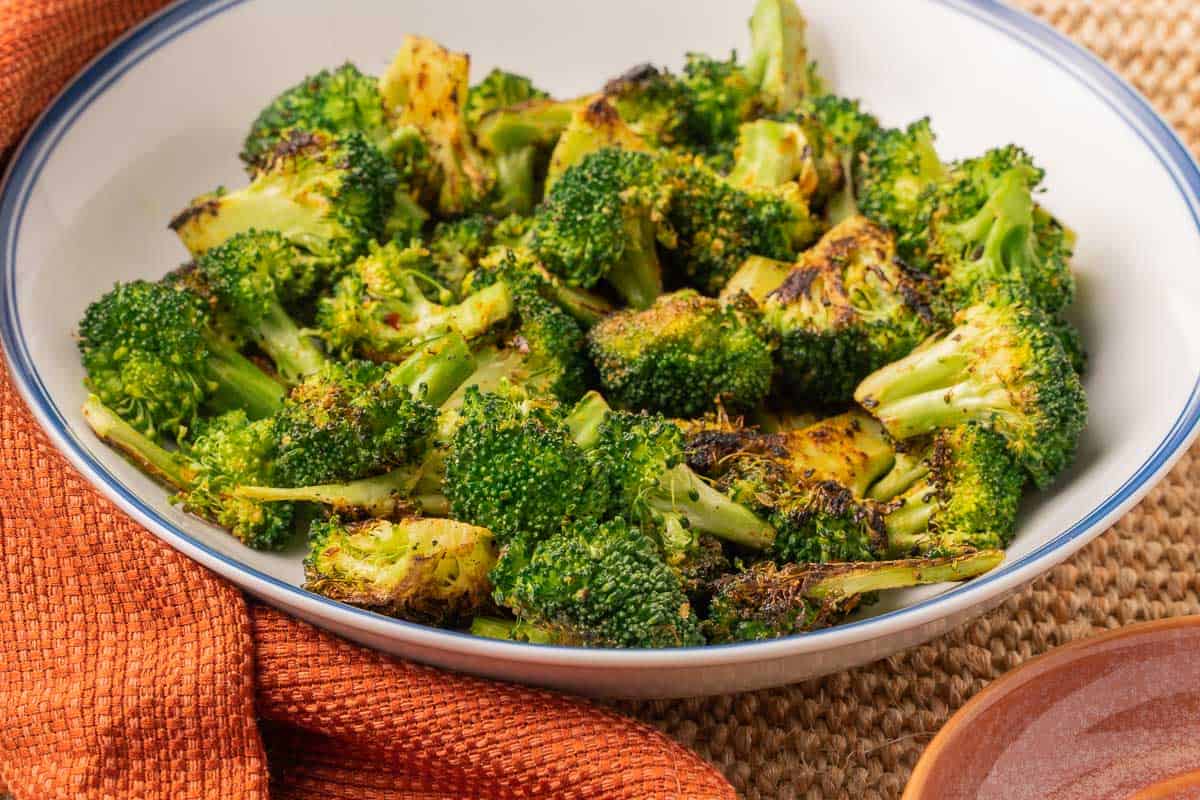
left=874, top=424, right=1025, bottom=556
left=490, top=519, right=704, bottom=648
left=676, top=53, right=765, bottom=160
left=443, top=387, right=608, bottom=546
left=854, top=292, right=1087, bottom=488
left=195, top=231, right=328, bottom=384
left=661, top=155, right=797, bottom=295
left=380, top=35, right=493, bottom=215
left=722, top=215, right=938, bottom=403
left=745, top=0, right=820, bottom=113
left=588, top=290, right=774, bottom=416
left=857, top=119, right=946, bottom=267
left=531, top=147, right=670, bottom=309
left=465, top=69, right=551, bottom=214
left=316, top=240, right=514, bottom=361
left=544, top=98, right=651, bottom=190
left=932, top=147, right=1076, bottom=314
left=466, top=69, right=550, bottom=128
left=78, top=279, right=284, bottom=438
left=426, top=215, right=497, bottom=297
left=171, top=129, right=397, bottom=269
left=305, top=516, right=497, bottom=625
left=474, top=97, right=583, bottom=211
left=588, top=407, right=775, bottom=550
left=1049, top=314, right=1087, bottom=375
left=796, top=94, right=881, bottom=222
left=704, top=549, right=1004, bottom=642
left=82, top=397, right=295, bottom=549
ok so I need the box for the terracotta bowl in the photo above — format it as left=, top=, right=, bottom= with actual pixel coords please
left=904, top=617, right=1200, bottom=800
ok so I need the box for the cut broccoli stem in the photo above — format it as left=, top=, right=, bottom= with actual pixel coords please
left=804, top=549, right=1004, bottom=598
left=647, top=463, right=776, bottom=550
left=881, top=495, right=937, bottom=556
left=82, top=395, right=193, bottom=488
left=866, top=449, right=930, bottom=501
left=385, top=330, right=476, bottom=407
left=236, top=467, right=421, bottom=517
left=251, top=299, right=328, bottom=383
left=564, top=390, right=610, bottom=450
left=606, top=223, right=663, bottom=310
left=202, top=338, right=287, bottom=419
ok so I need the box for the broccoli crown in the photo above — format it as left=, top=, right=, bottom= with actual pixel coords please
left=677, top=53, right=764, bottom=156
left=885, top=424, right=1025, bottom=556
left=855, top=291, right=1087, bottom=488
left=801, top=94, right=880, bottom=158
left=316, top=240, right=513, bottom=361
left=241, top=63, right=389, bottom=169
left=795, top=93, right=881, bottom=218
left=932, top=146, right=1075, bottom=314
left=78, top=280, right=220, bottom=438
left=197, top=229, right=320, bottom=309
left=305, top=516, right=498, bottom=625
left=179, top=410, right=295, bottom=549
left=465, top=68, right=550, bottom=128
left=427, top=215, right=497, bottom=297
left=704, top=560, right=854, bottom=643
left=661, top=156, right=797, bottom=295
left=272, top=360, right=437, bottom=487
left=588, top=290, right=774, bottom=417
left=443, top=387, right=607, bottom=545
left=757, top=215, right=938, bottom=403
left=857, top=119, right=945, bottom=266
left=172, top=129, right=398, bottom=267
left=531, top=147, right=669, bottom=308
left=491, top=518, right=703, bottom=648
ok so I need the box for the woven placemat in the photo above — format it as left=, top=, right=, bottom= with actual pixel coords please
left=621, top=2, right=1200, bottom=798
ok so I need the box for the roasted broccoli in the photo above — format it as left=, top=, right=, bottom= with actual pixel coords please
left=854, top=292, right=1087, bottom=488
left=795, top=93, right=881, bottom=223
left=78, top=279, right=284, bottom=438
left=531, top=147, right=669, bottom=309
left=83, top=396, right=295, bottom=549
left=856, top=119, right=945, bottom=267
left=704, top=549, right=1003, bottom=642
left=745, top=0, right=821, bottom=113
left=588, top=290, right=774, bottom=417
left=305, top=516, right=497, bottom=624
left=544, top=97, right=651, bottom=189
left=721, top=215, right=938, bottom=403
left=465, top=68, right=552, bottom=213
left=490, top=518, right=704, bottom=648
left=171, top=129, right=396, bottom=268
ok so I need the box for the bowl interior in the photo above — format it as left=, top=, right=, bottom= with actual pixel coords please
left=5, top=0, right=1200, bottom=653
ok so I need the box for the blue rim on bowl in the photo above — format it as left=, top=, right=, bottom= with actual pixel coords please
left=2, top=0, right=1199, bottom=668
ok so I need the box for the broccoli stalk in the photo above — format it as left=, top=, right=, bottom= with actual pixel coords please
left=82, top=395, right=196, bottom=488
left=745, top=0, right=819, bottom=113
left=469, top=616, right=560, bottom=644
left=854, top=293, right=1086, bottom=488
left=725, top=118, right=824, bottom=247
left=704, top=549, right=1004, bottom=642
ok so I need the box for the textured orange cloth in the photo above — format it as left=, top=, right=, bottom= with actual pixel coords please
left=0, top=3, right=736, bottom=798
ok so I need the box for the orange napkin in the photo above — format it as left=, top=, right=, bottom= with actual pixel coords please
left=0, top=2, right=736, bottom=797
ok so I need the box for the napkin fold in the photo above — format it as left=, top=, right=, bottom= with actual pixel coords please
left=0, top=2, right=735, bottom=796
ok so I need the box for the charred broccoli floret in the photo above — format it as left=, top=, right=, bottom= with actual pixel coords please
left=380, top=35, right=493, bottom=215
left=316, top=240, right=514, bottom=361
left=78, top=279, right=284, bottom=438
left=305, top=516, right=497, bottom=625
left=588, top=290, right=773, bottom=417
left=855, top=292, right=1087, bottom=488
left=704, top=549, right=1003, bottom=642
left=532, top=147, right=670, bottom=309
left=171, top=130, right=397, bottom=269
left=490, top=518, right=704, bottom=648
left=722, top=215, right=938, bottom=403
left=195, top=231, right=328, bottom=383
left=82, top=397, right=295, bottom=549
left=544, top=97, right=651, bottom=189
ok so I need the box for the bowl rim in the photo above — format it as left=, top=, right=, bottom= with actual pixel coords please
left=3, top=0, right=1200, bottom=669
left=901, top=614, right=1200, bottom=799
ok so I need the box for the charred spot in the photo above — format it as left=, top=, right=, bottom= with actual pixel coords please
left=602, top=63, right=662, bottom=95
left=168, top=197, right=221, bottom=232
left=583, top=96, right=621, bottom=128
left=898, top=277, right=935, bottom=323
left=449, top=86, right=459, bottom=105
left=768, top=266, right=822, bottom=304
left=685, top=429, right=763, bottom=474
left=263, top=128, right=326, bottom=172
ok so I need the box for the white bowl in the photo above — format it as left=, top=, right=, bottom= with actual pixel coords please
left=4, top=0, right=1199, bottom=698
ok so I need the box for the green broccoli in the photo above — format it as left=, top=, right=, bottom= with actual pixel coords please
left=588, top=290, right=774, bottom=417
left=78, top=279, right=284, bottom=438
left=854, top=291, right=1087, bottom=488
left=194, top=231, right=328, bottom=383
left=544, top=97, right=651, bottom=190
left=531, top=147, right=671, bottom=309
left=82, top=397, right=295, bottom=549
left=171, top=129, right=397, bottom=269
left=305, top=515, right=497, bottom=625
left=316, top=240, right=514, bottom=362
left=721, top=215, right=938, bottom=403
left=745, top=0, right=821, bottom=113
left=795, top=94, right=881, bottom=223
left=465, top=69, right=551, bottom=213
left=426, top=215, right=499, bottom=298
left=704, top=549, right=1004, bottom=642
left=490, top=518, right=704, bottom=648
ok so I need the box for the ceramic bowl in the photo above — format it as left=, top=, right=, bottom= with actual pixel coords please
left=3, top=0, right=1200, bottom=698
left=904, top=617, right=1200, bottom=800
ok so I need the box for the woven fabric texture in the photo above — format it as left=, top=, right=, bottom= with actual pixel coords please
left=619, top=7, right=1200, bottom=798
left=0, top=1, right=1195, bottom=800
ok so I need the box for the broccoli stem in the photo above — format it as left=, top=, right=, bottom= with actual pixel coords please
left=870, top=381, right=1013, bottom=440
left=563, top=390, right=610, bottom=450
left=804, top=549, right=1004, bottom=598
left=250, top=300, right=328, bottom=384
left=881, top=485, right=938, bottom=555
left=82, top=395, right=194, bottom=489
left=385, top=330, right=476, bottom=407
left=492, top=148, right=538, bottom=215
left=647, top=463, right=776, bottom=550
left=606, top=217, right=662, bottom=310
left=866, top=449, right=931, bottom=501
left=383, top=280, right=514, bottom=347
left=236, top=467, right=424, bottom=517
left=469, top=615, right=558, bottom=644
left=203, top=338, right=286, bottom=420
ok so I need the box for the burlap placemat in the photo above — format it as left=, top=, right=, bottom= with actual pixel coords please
left=621, top=2, right=1200, bottom=798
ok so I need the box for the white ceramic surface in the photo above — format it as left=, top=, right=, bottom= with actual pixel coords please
left=3, top=0, right=1199, bottom=698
